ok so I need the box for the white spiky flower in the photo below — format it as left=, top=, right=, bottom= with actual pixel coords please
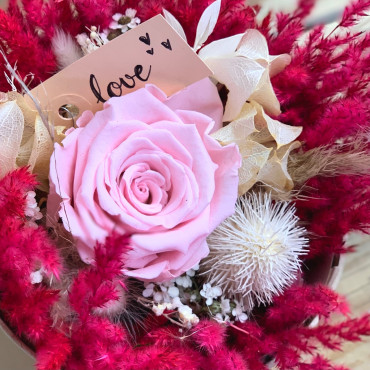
left=201, top=192, right=308, bottom=311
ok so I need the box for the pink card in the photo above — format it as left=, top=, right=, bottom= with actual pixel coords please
left=25, top=15, right=212, bottom=126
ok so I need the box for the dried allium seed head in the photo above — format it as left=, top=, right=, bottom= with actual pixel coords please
left=201, top=192, right=308, bottom=311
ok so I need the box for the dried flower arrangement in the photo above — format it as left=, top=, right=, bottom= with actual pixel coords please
left=0, top=0, right=370, bottom=369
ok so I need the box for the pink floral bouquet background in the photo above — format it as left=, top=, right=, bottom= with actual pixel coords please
left=0, top=0, right=370, bottom=369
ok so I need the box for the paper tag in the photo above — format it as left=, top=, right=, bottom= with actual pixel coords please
left=25, top=15, right=212, bottom=126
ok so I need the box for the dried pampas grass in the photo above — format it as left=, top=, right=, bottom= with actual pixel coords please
left=289, top=135, right=370, bottom=187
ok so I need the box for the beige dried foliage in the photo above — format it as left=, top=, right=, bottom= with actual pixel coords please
left=0, top=92, right=66, bottom=190
left=212, top=100, right=302, bottom=196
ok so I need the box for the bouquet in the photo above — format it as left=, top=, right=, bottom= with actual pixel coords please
left=0, top=0, right=370, bottom=369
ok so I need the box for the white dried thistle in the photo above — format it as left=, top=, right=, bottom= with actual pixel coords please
left=201, top=192, right=308, bottom=311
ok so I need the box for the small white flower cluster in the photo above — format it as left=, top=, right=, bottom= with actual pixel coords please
left=213, top=298, right=248, bottom=324
left=143, top=278, right=199, bottom=328
left=232, top=301, right=248, bottom=323
left=76, top=26, right=108, bottom=55
left=200, top=283, right=222, bottom=305
left=175, top=263, right=198, bottom=288
left=76, top=9, right=141, bottom=55
left=30, top=267, right=44, bottom=284
left=141, top=264, right=249, bottom=328
left=25, top=191, right=42, bottom=228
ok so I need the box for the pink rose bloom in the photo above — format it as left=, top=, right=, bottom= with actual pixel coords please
left=49, top=79, right=241, bottom=281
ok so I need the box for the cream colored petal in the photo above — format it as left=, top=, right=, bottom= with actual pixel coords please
left=163, top=9, right=187, bottom=42
left=28, top=115, right=54, bottom=191
left=17, top=134, right=34, bottom=168
left=0, top=92, right=8, bottom=103
left=198, top=33, right=244, bottom=59
left=237, top=140, right=272, bottom=195
left=264, top=111, right=302, bottom=148
left=249, top=101, right=268, bottom=131
left=3, top=93, right=60, bottom=189
left=257, top=141, right=301, bottom=191
left=207, top=56, right=265, bottom=122
left=247, top=101, right=302, bottom=147
left=7, top=91, right=37, bottom=129
left=269, top=54, right=291, bottom=78
left=250, top=54, right=290, bottom=114
left=246, top=101, right=273, bottom=144
left=199, top=34, right=265, bottom=121
left=237, top=29, right=269, bottom=61
left=193, top=0, right=221, bottom=51
left=199, top=30, right=289, bottom=121
left=249, top=70, right=281, bottom=116
left=0, top=101, right=24, bottom=178
left=211, top=103, right=257, bottom=144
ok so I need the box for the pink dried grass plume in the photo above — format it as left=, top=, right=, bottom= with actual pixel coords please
left=265, top=285, right=350, bottom=331
left=69, top=234, right=130, bottom=318
left=227, top=284, right=369, bottom=369
left=66, top=316, right=130, bottom=370
left=65, top=235, right=132, bottom=369
left=0, top=10, right=56, bottom=89
left=20, top=0, right=59, bottom=41
left=206, top=347, right=248, bottom=370
left=295, top=175, right=370, bottom=257
left=339, top=0, right=370, bottom=28
left=191, top=319, right=227, bottom=353
left=0, top=167, right=37, bottom=216
left=0, top=169, right=69, bottom=370
left=139, top=326, right=183, bottom=348
left=273, top=1, right=370, bottom=149
left=36, top=331, right=72, bottom=370
left=73, top=0, right=116, bottom=30
left=132, top=345, right=203, bottom=370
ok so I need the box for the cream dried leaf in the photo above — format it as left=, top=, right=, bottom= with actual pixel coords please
left=1, top=92, right=64, bottom=189
left=211, top=101, right=302, bottom=195
left=0, top=100, right=24, bottom=178
left=256, top=141, right=301, bottom=191
left=193, top=0, right=221, bottom=51
left=211, top=103, right=257, bottom=144
left=264, top=113, right=302, bottom=148
left=237, top=140, right=272, bottom=195
left=163, top=9, right=187, bottom=42
left=199, top=30, right=291, bottom=121
left=28, top=115, right=55, bottom=191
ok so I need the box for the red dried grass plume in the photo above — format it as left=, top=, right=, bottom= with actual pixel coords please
left=68, top=234, right=130, bottom=319
left=0, top=168, right=69, bottom=370
left=191, top=319, right=226, bottom=353
left=206, top=347, right=248, bottom=370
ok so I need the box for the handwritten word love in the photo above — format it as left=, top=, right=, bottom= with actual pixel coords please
left=90, top=64, right=152, bottom=103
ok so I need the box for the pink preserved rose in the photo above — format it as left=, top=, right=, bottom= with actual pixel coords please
left=49, top=79, right=241, bottom=281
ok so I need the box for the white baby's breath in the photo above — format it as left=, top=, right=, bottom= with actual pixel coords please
left=25, top=191, right=42, bottom=228
left=175, top=275, right=192, bottom=288
left=200, top=283, right=222, bottom=306
left=232, top=301, right=248, bottom=323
